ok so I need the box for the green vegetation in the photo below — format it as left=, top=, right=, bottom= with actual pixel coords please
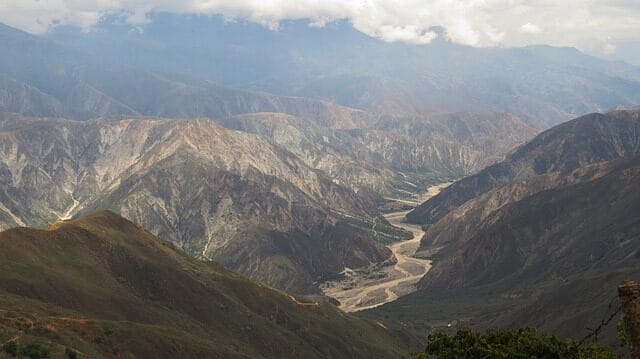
left=19, top=343, right=49, bottom=359
left=0, top=211, right=411, bottom=358
left=2, top=340, right=17, bottom=356
left=617, top=316, right=629, bottom=348
left=417, top=328, right=617, bottom=359
left=64, top=348, right=77, bottom=359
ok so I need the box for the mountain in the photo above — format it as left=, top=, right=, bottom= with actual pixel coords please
left=415, top=160, right=619, bottom=257
left=221, top=111, right=537, bottom=196
left=0, top=211, right=415, bottom=358
left=407, top=109, right=640, bottom=225
left=0, top=20, right=539, bottom=297
left=364, top=112, right=640, bottom=343
left=46, top=14, right=640, bottom=127
left=367, top=155, right=640, bottom=344
left=0, top=22, right=370, bottom=127
left=0, top=116, right=401, bottom=294
left=424, top=155, right=640, bottom=338
left=353, top=112, right=537, bottom=176
left=420, top=155, right=640, bottom=291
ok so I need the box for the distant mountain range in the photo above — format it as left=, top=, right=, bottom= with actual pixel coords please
left=45, top=14, right=640, bottom=128
left=0, top=110, right=534, bottom=295
left=0, top=21, right=541, bottom=295
left=0, top=22, right=370, bottom=126
left=0, top=211, right=415, bottom=358
left=366, top=109, right=640, bottom=344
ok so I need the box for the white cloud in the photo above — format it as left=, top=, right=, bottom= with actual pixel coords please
left=0, top=0, right=639, bottom=57
left=519, top=23, right=542, bottom=34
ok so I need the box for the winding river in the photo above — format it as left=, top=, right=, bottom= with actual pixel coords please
left=321, top=183, right=449, bottom=312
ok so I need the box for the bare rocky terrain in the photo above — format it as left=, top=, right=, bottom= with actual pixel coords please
left=0, top=117, right=393, bottom=294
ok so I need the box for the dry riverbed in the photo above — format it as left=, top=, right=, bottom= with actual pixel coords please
left=321, top=183, right=450, bottom=312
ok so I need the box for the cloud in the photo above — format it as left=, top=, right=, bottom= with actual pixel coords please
left=0, top=0, right=639, bottom=57
left=603, top=43, right=617, bottom=55
left=519, top=23, right=542, bottom=34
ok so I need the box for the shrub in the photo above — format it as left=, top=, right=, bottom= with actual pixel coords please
left=417, top=328, right=617, bottom=359
left=1, top=340, right=17, bottom=356
left=19, top=343, right=50, bottom=359
left=65, top=347, right=78, bottom=359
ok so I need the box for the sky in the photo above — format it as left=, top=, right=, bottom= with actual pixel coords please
left=1, top=0, right=640, bottom=65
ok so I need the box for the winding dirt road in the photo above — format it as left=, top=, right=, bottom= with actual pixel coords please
left=321, top=183, right=449, bottom=312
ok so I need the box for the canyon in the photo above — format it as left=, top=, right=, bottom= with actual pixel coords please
left=322, top=183, right=450, bottom=311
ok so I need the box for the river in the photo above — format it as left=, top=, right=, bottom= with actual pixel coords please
left=321, top=183, right=450, bottom=312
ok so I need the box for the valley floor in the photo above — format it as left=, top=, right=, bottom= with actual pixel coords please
left=321, top=183, right=449, bottom=311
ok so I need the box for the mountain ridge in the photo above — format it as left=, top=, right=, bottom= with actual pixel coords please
left=407, top=109, right=640, bottom=225
left=0, top=116, right=396, bottom=294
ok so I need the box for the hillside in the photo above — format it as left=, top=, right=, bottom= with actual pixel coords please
left=222, top=111, right=537, bottom=196
left=415, top=160, right=618, bottom=257
left=420, top=155, right=640, bottom=291
left=366, top=154, right=640, bottom=344
left=0, top=107, right=536, bottom=295
left=0, top=117, right=399, bottom=294
left=407, top=109, right=640, bottom=225
left=365, top=111, right=640, bottom=342
left=0, top=211, right=414, bottom=358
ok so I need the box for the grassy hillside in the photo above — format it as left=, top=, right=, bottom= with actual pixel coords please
left=0, top=211, right=416, bottom=358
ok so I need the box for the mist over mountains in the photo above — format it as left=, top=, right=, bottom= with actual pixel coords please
left=47, top=14, right=640, bottom=127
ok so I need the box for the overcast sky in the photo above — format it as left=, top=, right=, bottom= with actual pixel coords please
left=1, top=0, right=639, bottom=65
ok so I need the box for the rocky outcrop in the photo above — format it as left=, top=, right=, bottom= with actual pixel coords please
left=620, top=280, right=640, bottom=358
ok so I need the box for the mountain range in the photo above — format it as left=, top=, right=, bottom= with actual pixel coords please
left=47, top=14, right=640, bottom=128
left=1, top=14, right=640, bottom=355
left=407, top=109, right=640, bottom=225
left=0, top=21, right=539, bottom=295
left=366, top=109, right=640, bottom=345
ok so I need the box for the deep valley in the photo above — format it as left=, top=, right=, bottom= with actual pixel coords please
left=0, top=7, right=639, bottom=358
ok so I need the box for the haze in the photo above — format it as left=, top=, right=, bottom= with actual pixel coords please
left=1, top=0, right=640, bottom=64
